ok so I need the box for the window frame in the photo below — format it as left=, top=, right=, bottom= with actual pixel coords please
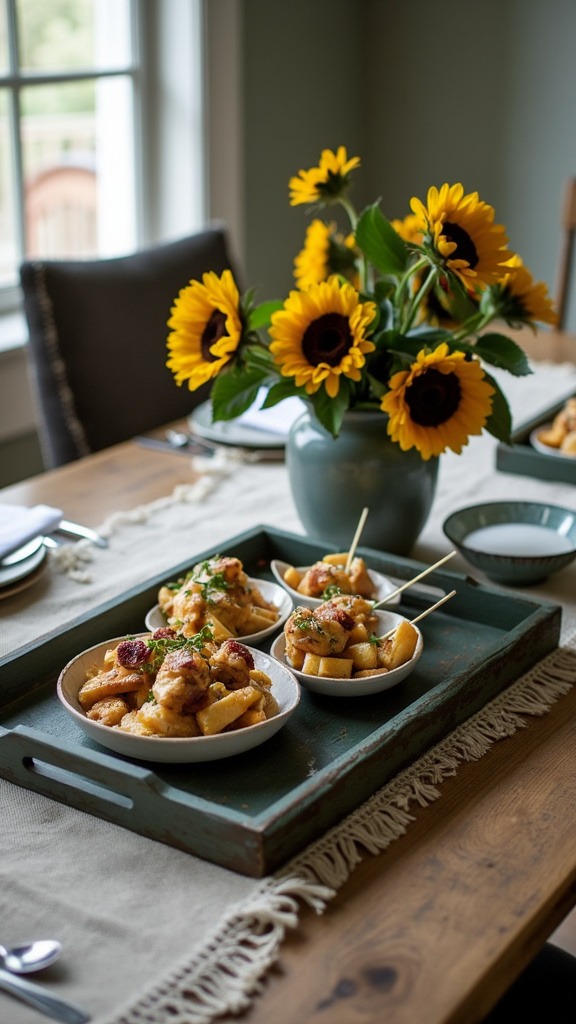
left=0, top=0, right=207, bottom=319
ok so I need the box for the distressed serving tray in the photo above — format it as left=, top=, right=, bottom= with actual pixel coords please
left=496, top=390, right=576, bottom=484
left=0, top=526, right=562, bottom=877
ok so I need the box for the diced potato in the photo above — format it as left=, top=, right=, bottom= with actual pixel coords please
left=283, top=566, right=302, bottom=589
left=302, top=653, right=322, bottom=675
left=229, top=708, right=267, bottom=729
left=247, top=604, right=278, bottom=622
left=353, top=668, right=389, bottom=678
left=86, top=696, right=130, bottom=725
left=377, top=620, right=418, bottom=670
left=117, top=710, right=155, bottom=736
left=204, top=613, right=234, bottom=641
left=78, top=669, right=144, bottom=709
left=322, top=552, right=348, bottom=566
left=242, top=609, right=278, bottom=632
left=347, top=622, right=370, bottom=644
left=249, top=669, right=272, bottom=690
left=286, top=647, right=305, bottom=670
left=318, top=657, right=353, bottom=679
left=346, top=641, right=378, bottom=670
left=136, top=701, right=201, bottom=737
left=196, top=685, right=260, bottom=736
left=126, top=680, right=153, bottom=710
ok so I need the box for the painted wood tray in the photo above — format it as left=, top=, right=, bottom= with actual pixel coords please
left=496, top=391, right=576, bottom=484
left=0, top=526, right=562, bottom=877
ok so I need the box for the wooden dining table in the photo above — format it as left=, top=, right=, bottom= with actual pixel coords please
left=1, top=347, right=576, bottom=1024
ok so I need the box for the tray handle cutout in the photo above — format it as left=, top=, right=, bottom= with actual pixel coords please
left=0, top=726, right=163, bottom=819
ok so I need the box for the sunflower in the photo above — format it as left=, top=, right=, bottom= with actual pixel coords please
left=269, top=275, right=376, bottom=398
left=381, top=342, right=495, bottom=460
left=493, top=255, right=557, bottom=326
left=410, top=183, right=512, bottom=291
left=289, top=147, right=361, bottom=207
left=294, top=219, right=359, bottom=289
left=391, top=212, right=424, bottom=246
left=166, top=270, right=243, bottom=390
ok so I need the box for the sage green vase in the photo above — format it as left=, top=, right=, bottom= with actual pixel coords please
left=286, top=408, right=439, bottom=555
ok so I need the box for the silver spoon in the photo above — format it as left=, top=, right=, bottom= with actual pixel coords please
left=0, top=942, right=90, bottom=1023
left=0, top=939, right=62, bottom=974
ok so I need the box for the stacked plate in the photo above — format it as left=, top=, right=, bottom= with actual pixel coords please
left=0, top=536, right=48, bottom=600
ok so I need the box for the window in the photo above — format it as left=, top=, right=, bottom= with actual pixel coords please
left=0, top=0, right=206, bottom=319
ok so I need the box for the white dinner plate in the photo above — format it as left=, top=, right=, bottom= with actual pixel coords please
left=145, top=578, right=292, bottom=645
left=530, top=424, right=576, bottom=460
left=57, top=636, right=301, bottom=763
left=270, top=558, right=400, bottom=610
left=0, top=537, right=46, bottom=589
left=189, top=397, right=305, bottom=449
left=270, top=610, right=423, bottom=697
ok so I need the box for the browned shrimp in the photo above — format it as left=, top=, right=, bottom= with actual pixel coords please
left=319, top=593, right=377, bottom=627
left=152, top=648, right=211, bottom=713
left=209, top=639, right=255, bottom=689
left=284, top=606, right=351, bottom=659
left=297, top=562, right=353, bottom=598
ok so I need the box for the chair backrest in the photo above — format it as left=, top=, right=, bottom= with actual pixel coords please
left=20, top=225, right=238, bottom=468
left=554, top=176, right=576, bottom=330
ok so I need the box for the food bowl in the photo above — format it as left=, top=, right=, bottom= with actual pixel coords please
left=443, top=501, right=576, bottom=585
left=57, top=635, right=301, bottom=762
left=270, top=558, right=400, bottom=610
left=270, top=610, right=423, bottom=697
left=530, top=425, right=576, bottom=460
left=145, top=578, right=292, bottom=645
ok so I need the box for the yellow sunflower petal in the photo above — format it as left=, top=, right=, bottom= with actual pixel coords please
left=269, top=276, right=376, bottom=398
left=166, top=269, right=243, bottom=390
left=409, top=182, right=512, bottom=291
left=381, top=343, right=494, bottom=459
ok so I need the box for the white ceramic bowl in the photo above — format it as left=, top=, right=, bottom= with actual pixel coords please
left=270, top=558, right=400, bottom=610
left=443, top=500, right=576, bottom=585
left=145, top=578, right=292, bottom=645
left=57, top=635, right=301, bottom=762
left=270, top=610, right=423, bottom=697
left=530, top=424, right=576, bottom=460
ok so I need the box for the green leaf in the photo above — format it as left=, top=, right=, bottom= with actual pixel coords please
left=309, top=384, right=350, bottom=437
left=211, top=366, right=268, bottom=421
left=355, top=203, right=409, bottom=277
left=260, top=380, right=305, bottom=407
left=249, top=299, right=284, bottom=330
left=474, top=333, right=533, bottom=377
left=483, top=372, right=512, bottom=444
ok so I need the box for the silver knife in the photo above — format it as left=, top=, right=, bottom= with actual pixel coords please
left=0, top=967, right=90, bottom=1023
left=53, top=520, right=108, bottom=548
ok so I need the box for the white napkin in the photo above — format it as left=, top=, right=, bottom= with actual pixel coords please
left=235, top=390, right=305, bottom=436
left=0, top=502, right=63, bottom=559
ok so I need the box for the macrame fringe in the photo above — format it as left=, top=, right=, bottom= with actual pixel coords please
left=105, top=635, right=576, bottom=1024
left=48, top=451, right=237, bottom=583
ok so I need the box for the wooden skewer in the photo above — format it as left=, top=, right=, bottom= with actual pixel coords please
left=379, top=589, right=457, bottom=640
left=373, top=550, right=457, bottom=609
left=345, top=507, right=369, bottom=573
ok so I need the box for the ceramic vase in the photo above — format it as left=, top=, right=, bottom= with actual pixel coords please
left=286, top=407, right=439, bottom=555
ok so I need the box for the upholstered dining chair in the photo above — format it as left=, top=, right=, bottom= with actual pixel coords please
left=20, top=224, right=238, bottom=468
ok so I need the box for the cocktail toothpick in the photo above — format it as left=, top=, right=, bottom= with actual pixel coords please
left=379, top=589, right=457, bottom=640
left=373, top=550, right=457, bottom=609
left=345, top=506, right=369, bottom=573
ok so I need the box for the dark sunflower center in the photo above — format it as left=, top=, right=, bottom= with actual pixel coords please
left=201, top=309, right=227, bottom=361
left=442, top=221, right=478, bottom=269
left=302, top=312, right=352, bottom=366
left=405, top=368, right=461, bottom=427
